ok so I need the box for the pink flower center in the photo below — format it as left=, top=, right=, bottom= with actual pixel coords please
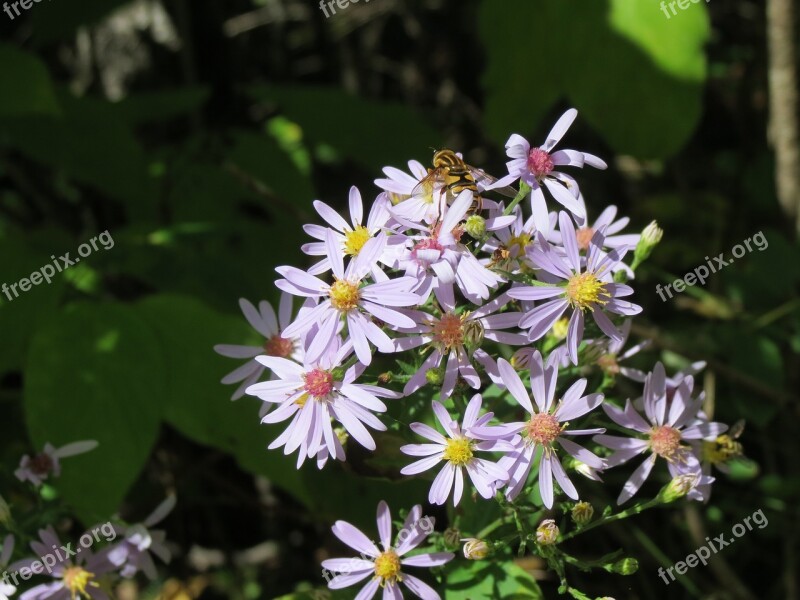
left=303, top=369, right=334, bottom=400
left=433, top=313, right=465, bottom=350
left=649, top=425, right=682, bottom=460
left=263, top=335, right=294, bottom=358
left=576, top=227, right=594, bottom=251
left=527, top=148, right=554, bottom=179
left=526, top=413, right=563, bottom=446
left=29, top=453, right=54, bottom=475
left=411, top=237, right=444, bottom=263
left=597, top=354, right=620, bottom=375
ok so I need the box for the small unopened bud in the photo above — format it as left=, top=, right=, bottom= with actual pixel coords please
left=377, top=372, right=392, bottom=384
left=425, top=368, right=445, bottom=385
left=464, top=215, right=487, bottom=238
left=633, top=220, right=663, bottom=267
left=510, top=348, right=535, bottom=370
left=462, top=538, right=490, bottom=560
left=550, top=317, right=569, bottom=341
left=570, top=501, right=594, bottom=526
left=443, top=527, right=461, bottom=548
left=608, top=557, right=638, bottom=575
left=658, top=473, right=699, bottom=503
left=0, top=496, right=10, bottom=525
left=463, top=320, right=485, bottom=350
left=535, top=519, right=559, bottom=546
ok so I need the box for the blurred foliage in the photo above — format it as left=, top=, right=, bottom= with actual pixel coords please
left=0, top=0, right=797, bottom=598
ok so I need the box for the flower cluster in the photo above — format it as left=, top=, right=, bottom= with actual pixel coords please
left=216, top=109, right=740, bottom=598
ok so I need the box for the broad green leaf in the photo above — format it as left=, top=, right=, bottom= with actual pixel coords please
left=446, top=560, right=544, bottom=599
left=23, top=302, right=166, bottom=522
left=135, top=294, right=311, bottom=506
left=0, top=45, right=59, bottom=117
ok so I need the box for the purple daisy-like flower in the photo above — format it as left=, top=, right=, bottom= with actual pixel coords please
left=15, top=441, right=98, bottom=487
left=246, top=341, right=400, bottom=468
left=481, top=205, right=537, bottom=273
left=103, top=496, right=174, bottom=580
left=487, top=109, right=607, bottom=234
left=277, top=231, right=420, bottom=366
left=13, top=527, right=114, bottom=600
left=593, top=362, right=728, bottom=504
left=508, top=212, right=642, bottom=365
left=214, top=293, right=305, bottom=400
left=400, top=395, right=511, bottom=506
left=322, top=501, right=453, bottom=600
left=301, top=186, right=394, bottom=275
left=374, top=159, right=447, bottom=225
left=587, top=320, right=652, bottom=380
left=474, top=354, right=606, bottom=507
left=395, top=292, right=526, bottom=399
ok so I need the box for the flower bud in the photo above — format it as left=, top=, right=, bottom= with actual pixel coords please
left=443, top=527, right=461, bottom=548
left=377, top=372, right=392, bottom=384
left=334, top=426, right=349, bottom=448
left=425, top=367, right=445, bottom=385
left=535, top=519, right=559, bottom=546
left=463, top=319, right=485, bottom=351
left=464, top=215, right=487, bottom=238
left=633, top=220, right=663, bottom=266
left=608, top=557, right=638, bottom=575
left=462, top=538, right=490, bottom=560
left=510, top=348, right=535, bottom=370
left=570, top=501, right=594, bottom=526
left=658, top=473, right=699, bottom=503
left=550, top=317, right=569, bottom=341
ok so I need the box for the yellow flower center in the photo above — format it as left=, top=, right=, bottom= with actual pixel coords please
left=329, top=279, right=360, bottom=311
left=551, top=317, right=570, bottom=340
left=565, top=272, right=609, bottom=311
left=343, top=225, right=372, bottom=256
left=374, top=550, right=402, bottom=585
left=433, top=313, right=466, bottom=351
left=442, top=437, right=474, bottom=466
left=649, top=425, right=682, bottom=460
left=62, top=567, right=97, bottom=600
left=526, top=413, right=563, bottom=446
left=507, top=233, right=532, bottom=253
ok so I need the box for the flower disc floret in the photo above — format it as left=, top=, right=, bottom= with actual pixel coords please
left=329, top=279, right=360, bottom=311
left=442, top=437, right=474, bottom=467
left=63, top=566, right=96, bottom=599
left=343, top=225, right=371, bottom=256
left=576, top=227, right=594, bottom=250
left=526, top=413, right=563, bottom=446
left=527, top=148, right=554, bottom=179
left=566, top=272, right=609, bottom=311
left=303, top=368, right=334, bottom=400
left=649, top=425, right=682, bottom=460
left=263, top=335, right=294, bottom=358
left=373, top=549, right=402, bottom=584
left=433, top=313, right=465, bottom=351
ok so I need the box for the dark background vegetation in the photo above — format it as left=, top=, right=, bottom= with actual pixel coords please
left=0, top=0, right=798, bottom=598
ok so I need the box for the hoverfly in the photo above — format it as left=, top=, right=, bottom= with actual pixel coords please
left=704, top=419, right=746, bottom=467
left=411, top=148, right=516, bottom=215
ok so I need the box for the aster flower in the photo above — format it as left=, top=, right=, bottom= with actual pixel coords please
left=0, top=535, right=15, bottom=600
left=593, top=363, right=728, bottom=504
left=394, top=190, right=506, bottom=306
left=15, top=441, right=98, bottom=487
left=587, top=320, right=652, bottom=380
left=214, top=294, right=304, bottom=400
left=322, top=501, right=453, bottom=600
left=246, top=340, right=400, bottom=467
left=103, top=496, right=174, bottom=579
left=400, top=395, right=511, bottom=506
left=508, top=212, right=642, bottom=365
left=396, top=292, right=526, bottom=399
left=473, top=354, right=606, bottom=508
left=277, top=232, right=420, bottom=366
left=301, top=186, right=395, bottom=275
left=482, top=205, right=537, bottom=273
left=374, top=159, right=447, bottom=225
left=487, top=109, right=607, bottom=233
left=13, top=527, right=113, bottom=600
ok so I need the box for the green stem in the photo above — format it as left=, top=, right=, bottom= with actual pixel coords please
left=502, top=182, right=530, bottom=216
left=560, top=498, right=661, bottom=541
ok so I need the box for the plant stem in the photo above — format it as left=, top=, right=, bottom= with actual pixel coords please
left=502, top=182, right=530, bottom=216
left=560, top=498, right=660, bottom=541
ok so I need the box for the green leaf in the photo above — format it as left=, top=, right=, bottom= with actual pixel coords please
left=0, top=45, right=60, bottom=117
left=23, top=302, right=166, bottom=522
left=134, top=293, right=311, bottom=506
left=478, top=0, right=709, bottom=159
left=445, top=561, right=544, bottom=599
left=246, top=85, right=442, bottom=171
